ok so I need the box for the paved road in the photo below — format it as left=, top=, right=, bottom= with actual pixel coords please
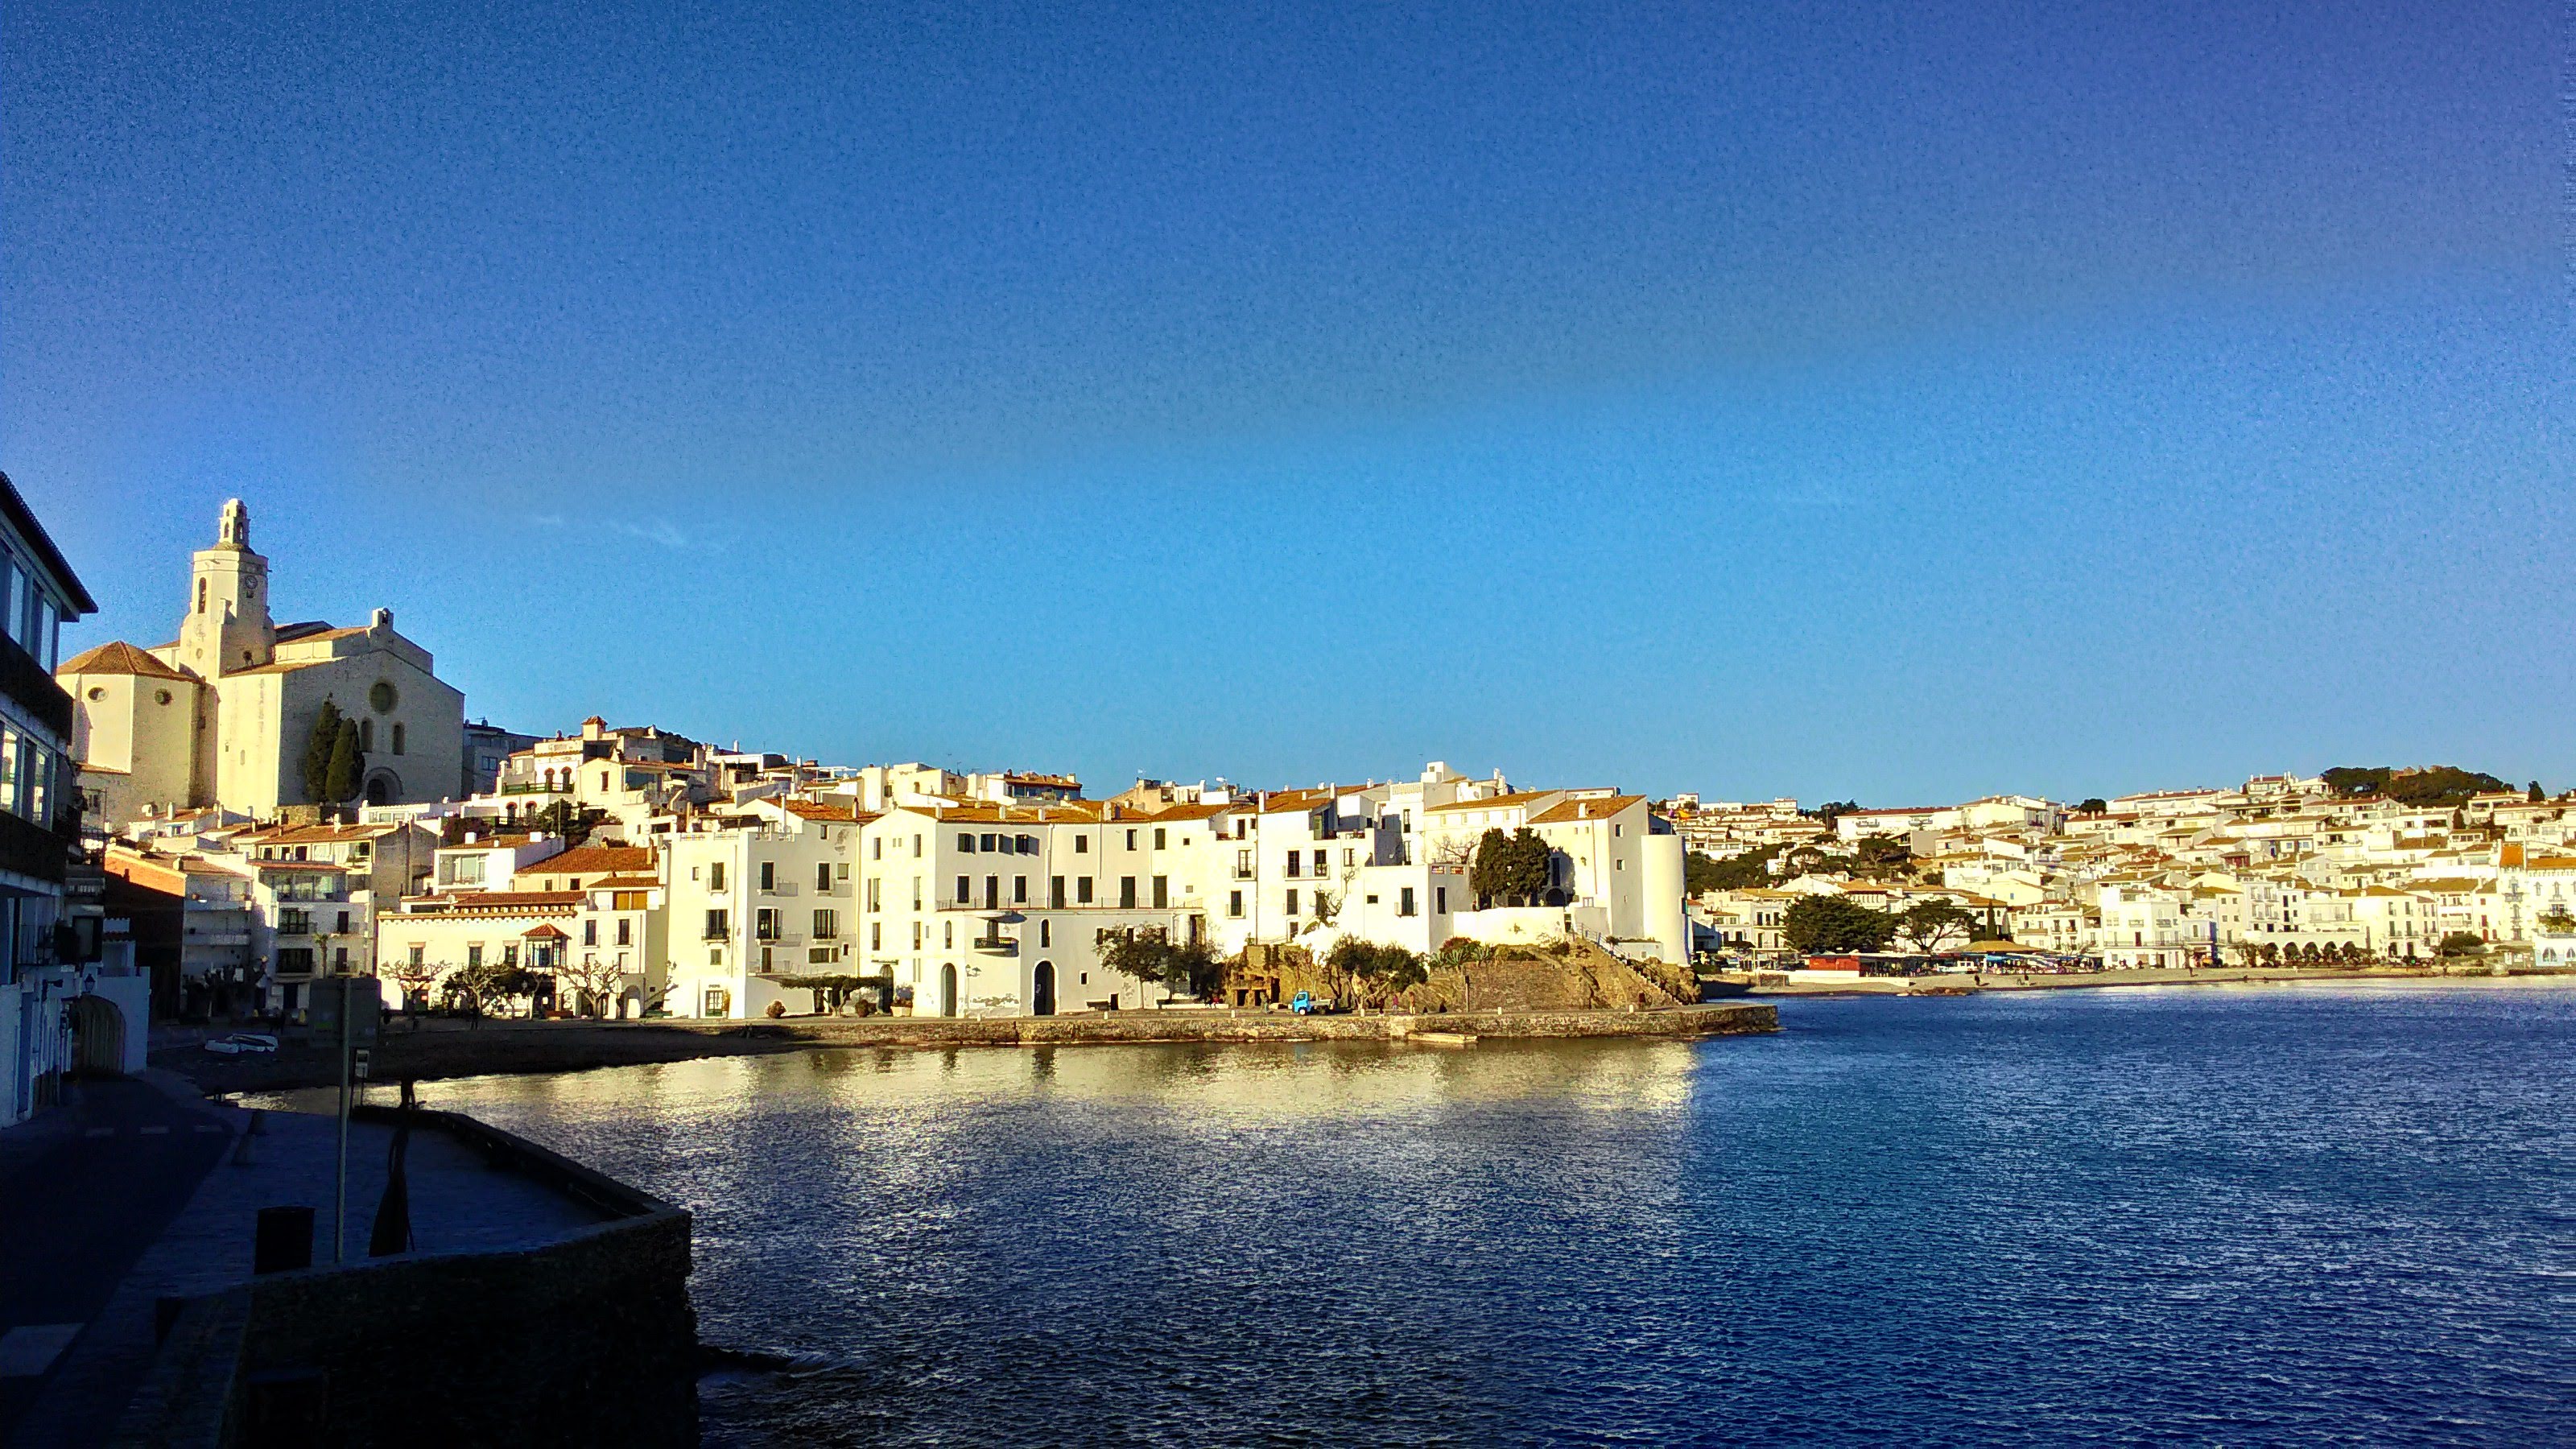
left=0, top=1076, right=232, bottom=1440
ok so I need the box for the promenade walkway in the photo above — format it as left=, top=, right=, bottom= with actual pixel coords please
left=6, top=1088, right=609, bottom=1447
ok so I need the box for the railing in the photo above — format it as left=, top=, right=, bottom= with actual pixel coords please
left=971, top=936, right=1017, bottom=955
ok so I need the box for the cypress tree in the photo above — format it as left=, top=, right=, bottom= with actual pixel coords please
left=324, top=717, right=363, bottom=802
left=301, top=700, right=344, bottom=802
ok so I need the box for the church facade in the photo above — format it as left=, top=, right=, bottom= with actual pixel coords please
left=62, top=500, right=466, bottom=822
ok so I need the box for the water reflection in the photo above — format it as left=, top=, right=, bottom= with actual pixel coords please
left=239, top=985, right=2576, bottom=1446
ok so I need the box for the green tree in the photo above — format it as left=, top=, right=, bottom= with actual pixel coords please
left=301, top=700, right=345, bottom=802
left=1848, top=833, right=1913, bottom=881
left=1810, top=800, right=1860, bottom=828
left=1688, top=844, right=1786, bottom=894
left=2529, top=780, right=2546, bottom=803
left=1782, top=895, right=1898, bottom=953
left=2075, top=798, right=2108, bottom=814
left=322, top=716, right=363, bottom=802
left=2436, top=931, right=2486, bottom=958
left=1327, top=939, right=1427, bottom=1005
left=1897, top=900, right=1978, bottom=954
left=1100, top=929, right=1224, bottom=999
left=2536, top=907, right=2574, bottom=935
left=1470, top=827, right=1554, bottom=906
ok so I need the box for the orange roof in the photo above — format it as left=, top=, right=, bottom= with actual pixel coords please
left=521, top=923, right=569, bottom=939
left=1145, top=802, right=1232, bottom=822
left=60, top=641, right=192, bottom=681
left=1530, top=795, right=1645, bottom=824
left=784, top=799, right=864, bottom=822
left=519, top=845, right=654, bottom=877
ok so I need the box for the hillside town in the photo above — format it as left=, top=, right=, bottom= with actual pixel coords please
left=12, top=493, right=2574, bottom=1123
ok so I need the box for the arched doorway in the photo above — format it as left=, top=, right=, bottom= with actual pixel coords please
left=68, top=996, right=126, bottom=1076
left=1032, top=961, right=1056, bottom=1016
left=364, top=770, right=401, bottom=807
left=939, top=963, right=958, bottom=1018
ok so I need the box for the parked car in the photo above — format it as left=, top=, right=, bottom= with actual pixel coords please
left=202, top=1032, right=280, bottom=1056
left=1289, top=992, right=1330, bottom=1016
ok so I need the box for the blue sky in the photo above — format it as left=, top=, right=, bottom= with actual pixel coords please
left=6, top=1, right=2566, bottom=805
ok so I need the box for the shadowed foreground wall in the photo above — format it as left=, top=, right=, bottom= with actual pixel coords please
left=112, top=1108, right=696, bottom=1448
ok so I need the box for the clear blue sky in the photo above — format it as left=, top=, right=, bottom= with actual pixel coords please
left=7, top=1, right=2566, bottom=805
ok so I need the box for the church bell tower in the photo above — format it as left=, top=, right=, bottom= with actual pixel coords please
left=175, top=498, right=275, bottom=679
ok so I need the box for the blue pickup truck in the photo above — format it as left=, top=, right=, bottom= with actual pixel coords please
left=1289, top=991, right=1330, bottom=1015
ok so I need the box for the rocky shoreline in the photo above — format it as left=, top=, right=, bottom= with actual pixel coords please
left=163, top=1002, right=1780, bottom=1094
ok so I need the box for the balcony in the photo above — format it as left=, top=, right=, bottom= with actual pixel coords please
left=971, top=936, right=1017, bottom=956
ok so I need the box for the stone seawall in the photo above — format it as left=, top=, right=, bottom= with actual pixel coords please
left=679, top=1001, right=1777, bottom=1048
left=109, top=1108, right=697, bottom=1449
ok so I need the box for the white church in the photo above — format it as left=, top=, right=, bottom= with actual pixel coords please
left=62, top=500, right=466, bottom=823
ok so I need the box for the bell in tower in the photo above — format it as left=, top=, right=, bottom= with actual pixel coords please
left=217, top=497, right=251, bottom=549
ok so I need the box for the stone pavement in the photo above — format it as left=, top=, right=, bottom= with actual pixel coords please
left=9, top=1088, right=613, bottom=1448
left=0, top=1073, right=231, bottom=1441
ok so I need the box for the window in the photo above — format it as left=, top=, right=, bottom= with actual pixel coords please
left=960, top=833, right=976, bottom=853
left=1078, top=877, right=1094, bottom=904
left=1017, top=835, right=1037, bottom=854
left=1286, top=889, right=1299, bottom=916
left=913, top=877, right=923, bottom=910
left=1120, top=877, right=1137, bottom=909
left=709, top=862, right=726, bottom=891
left=1235, top=848, right=1253, bottom=878
left=984, top=875, right=999, bottom=909
left=912, top=921, right=923, bottom=948
left=759, top=861, right=776, bottom=892
left=1229, top=890, right=1244, bottom=918
left=1074, top=835, right=1088, bottom=853
left=1286, top=853, right=1301, bottom=878
left=335, top=910, right=351, bottom=934
left=468, top=944, right=485, bottom=968
left=871, top=923, right=882, bottom=949
left=1013, top=876, right=1028, bottom=904
left=1436, top=886, right=1447, bottom=914
left=1400, top=887, right=1417, bottom=917
left=1153, top=875, right=1169, bottom=908
left=617, top=919, right=632, bottom=947
left=980, top=833, right=998, bottom=852
left=1311, top=850, right=1327, bottom=875
left=704, top=909, right=729, bottom=939
left=813, top=910, right=837, bottom=939
left=392, top=723, right=406, bottom=755
left=943, top=920, right=954, bottom=948
left=1050, top=876, right=1066, bottom=908
left=817, top=863, right=832, bottom=890
left=360, top=719, right=375, bottom=752
left=756, top=908, right=780, bottom=940
left=583, top=919, right=598, bottom=947
left=1039, top=921, right=1051, bottom=947
left=872, top=838, right=882, bottom=861
left=369, top=681, right=398, bottom=712
left=954, top=874, right=971, bottom=903
left=867, top=878, right=882, bottom=911
left=407, top=944, right=425, bottom=966
left=1154, top=828, right=1166, bottom=850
